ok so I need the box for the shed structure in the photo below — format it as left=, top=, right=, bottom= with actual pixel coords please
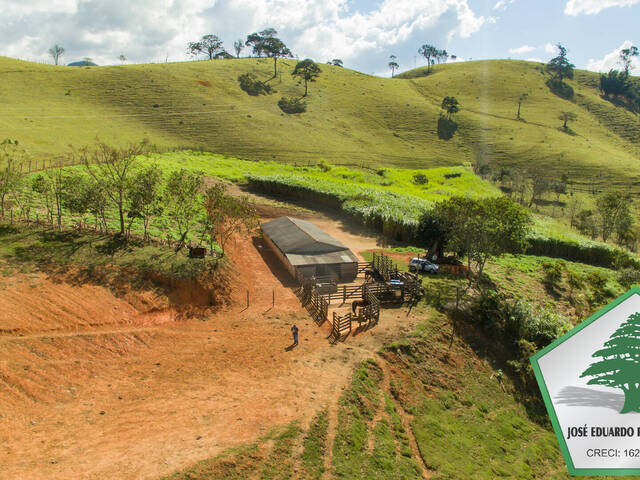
left=261, top=217, right=358, bottom=283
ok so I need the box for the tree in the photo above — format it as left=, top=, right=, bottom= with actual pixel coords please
left=529, top=176, right=550, bottom=207
left=246, top=28, right=291, bottom=77
left=558, top=111, right=577, bottom=130
left=80, top=140, right=149, bottom=236
left=596, top=191, right=630, bottom=242
left=233, top=39, right=244, bottom=58
left=327, top=59, right=343, bottom=67
left=0, top=139, right=26, bottom=218
left=441, top=96, right=459, bottom=120
left=119, top=54, right=127, bottom=64
left=45, top=166, right=65, bottom=229
left=165, top=169, right=204, bottom=249
left=127, top=164, right=163, bottom=241
left=388, top=55, right=399, bottom=77
left=436, top=49, right=448, bottom=64
left=619, top=45, right=638, bottom=75
left=431, top=196, right=530, bottom=286
left=517, top=93, right=528, bottom=119
left=546, top=43, right=574, bottom=83
left=600, top=69, right=631, bottom=97
left=581, top=312, right=640, bottom=413
left=204, top=184, right=258, bottom=255
left=418, top=44, right=438, bottom=73
left=292, top=59, right=321, bottom=97
left=49, top=44, right=65, bottom=65
left=187, top=34, right=225, bottom=60
left=62, top=173, right=94, bottom=229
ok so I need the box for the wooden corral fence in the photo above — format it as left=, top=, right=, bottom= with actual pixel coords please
left=296, top=252, right=421, bottom=340
left=296, top=272, right=330, bottom=324
left=371, top=252, right=398, bottom=281
left=357, top=261, right=372, bottom=274
left=329, top=290, right=380, bottom=343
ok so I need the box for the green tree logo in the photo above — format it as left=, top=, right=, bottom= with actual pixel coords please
left=580, top=312, right=640, bottom=413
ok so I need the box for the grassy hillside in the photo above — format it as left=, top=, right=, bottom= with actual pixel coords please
left=1, top=56, right=638, bottom=193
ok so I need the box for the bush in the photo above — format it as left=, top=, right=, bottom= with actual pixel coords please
left=618, top=268, right=640, bottom=289
left=541, top=260, right=565, bottom=287
left=237, top=73, right=272, bottom=96
left=412, top=173, right=428, bottom=185
left=278, top=96, right=306, bottom=114
left=474, top=290, right=569, bottom=349
left=443, top=172, right=462, bottom=179
left=317, top=159, right=332, bottom=172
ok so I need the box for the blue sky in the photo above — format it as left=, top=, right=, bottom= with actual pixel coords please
left=0, top=0, right=638, bottom=76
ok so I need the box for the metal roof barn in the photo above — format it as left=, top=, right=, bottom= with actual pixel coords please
left=261, top=217, right=358, bottom=282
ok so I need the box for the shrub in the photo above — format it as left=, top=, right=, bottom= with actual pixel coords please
left=587, top=270, right=608, bottom=291
left=317, top=159, right=332, bottom=172
left=443, top=172, right=462, bottom=179
left=541, top=260, right=565, bottom=287
left=278, top=96, right=306, bottom=114
left=237, top=73, right=272, bottom=96
left=618, top=268, right=640, bottom=289
left=412, top=173, right=428, bottom=185
left=376, top=168, right=387, bottom=177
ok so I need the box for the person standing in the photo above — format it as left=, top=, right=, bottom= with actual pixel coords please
left=291, top=324, right=299, bottom=346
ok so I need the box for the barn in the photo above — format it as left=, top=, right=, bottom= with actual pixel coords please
left=261, top=217, right=359, bottom=282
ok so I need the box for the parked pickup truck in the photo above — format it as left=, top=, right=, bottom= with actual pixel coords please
left=408, top=258, right=439, bottom=274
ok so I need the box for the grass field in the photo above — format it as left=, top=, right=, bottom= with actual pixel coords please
left=1, top=56, right=638, bottom=195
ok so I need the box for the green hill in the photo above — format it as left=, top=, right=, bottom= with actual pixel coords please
left=0, top=56, right=638, bottom=192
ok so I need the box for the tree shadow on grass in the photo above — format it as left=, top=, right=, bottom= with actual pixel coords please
left=437, top=116, right=458, bottom=140
left=555, top=386, right=628, bottom=412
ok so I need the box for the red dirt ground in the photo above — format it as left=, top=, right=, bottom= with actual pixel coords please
left=0, top=210, right=417, bottom=480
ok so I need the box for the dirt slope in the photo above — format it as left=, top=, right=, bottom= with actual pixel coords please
left=0, top=214, right=415, bottom=480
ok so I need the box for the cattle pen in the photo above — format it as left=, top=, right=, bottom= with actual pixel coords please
left=296, top=252, right=424, bottom=343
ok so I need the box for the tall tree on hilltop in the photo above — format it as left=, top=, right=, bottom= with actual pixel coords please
left=418, top=44, right=438, bottom=73
left=581, top=312, right=640, bottom=413
left=246, top=28, right=292, bottom=77
left=546, top=43, right=574, bottom=83
left=619, top=45, right=639, bottom=76
left=48, top=44, right=65, bottom=65
left=292, top=59, right=321, bottom=96
left=233, top=39, right=244, bottom=58
left=187, top=34, right=225, bottom=60
left=388, top=54, right=399, bottom=77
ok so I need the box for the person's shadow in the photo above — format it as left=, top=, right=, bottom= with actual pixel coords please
left=284, top=343, right=298, bottom=351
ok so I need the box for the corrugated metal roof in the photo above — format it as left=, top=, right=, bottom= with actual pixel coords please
left=286, top=249, right=359, bottom=266
left=261, top=217, right=347, bottom=254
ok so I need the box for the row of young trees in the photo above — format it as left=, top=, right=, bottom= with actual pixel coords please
left=476, top=162, right=638, bottom=250
left=0, top=140, right=258, bottom=255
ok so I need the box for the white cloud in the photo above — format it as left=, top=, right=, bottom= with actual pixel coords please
left=0, top=0, right=485, bottom=72
left=586, top=40, right=640, bottom=74
left=525, top=57, right=543, bottom=63
left=493, top=0, right=515, bottom=10
left=564, top=0, right=640, bottom=15
left=544, top=42, right=556, bottom=54
left=508, top=45, right=535, bottom=55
